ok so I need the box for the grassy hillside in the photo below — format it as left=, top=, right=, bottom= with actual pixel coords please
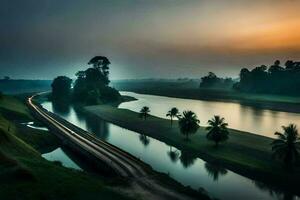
left=0, top=95, right=132, bottom=200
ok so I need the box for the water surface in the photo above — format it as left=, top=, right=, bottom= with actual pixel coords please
left=120, top=92, right=300, bottom=138
left=40, top=99, right=298, bottom=200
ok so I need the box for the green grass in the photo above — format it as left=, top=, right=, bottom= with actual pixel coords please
left=85, top=104, right=300, bottom=191
left=0, top=95, right=132, bottom=200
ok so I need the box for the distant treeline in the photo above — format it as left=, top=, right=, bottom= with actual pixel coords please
left=199, top=60, right=300, bottom=96
left=199, top=72, right=236, bottom=90
left=233, top=60, right=300, bottom=95
left=0, top=79, right=51, bottom=94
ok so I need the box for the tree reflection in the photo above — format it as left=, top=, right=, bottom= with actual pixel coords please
left=85, top=115, right=109, bottom=140
left=253, top=181, right=296, bottom=200
left=204, top=162, right=227, bottom=181
left=139, top=134, right=150, bottom=147
left=179, top=151, right=197, bottom=168
left=167, top=146, right=180, bottom=163
left=52, top=101, right=70, bottom=115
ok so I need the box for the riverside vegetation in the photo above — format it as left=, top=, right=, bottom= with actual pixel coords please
left=0, top=93, right=134, bottom=200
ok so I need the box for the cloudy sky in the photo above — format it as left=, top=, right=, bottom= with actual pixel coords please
left=1, top=0, right=300, bottom=80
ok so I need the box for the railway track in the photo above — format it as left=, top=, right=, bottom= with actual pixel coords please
left=28, top=94, right=209, bottom=200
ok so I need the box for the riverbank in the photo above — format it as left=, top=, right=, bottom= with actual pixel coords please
left=85, top=104, right=300, bottom=195
left=0, top=94, right=134, bottom=200
left=124, top=88, right=300, bottom=113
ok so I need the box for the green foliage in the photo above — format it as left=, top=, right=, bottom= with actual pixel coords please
left=51, top=76, right=72, bottom=101
left=166, top=107, right=180, bottom=126
left=200, top=72, right=235, bottom=89
left=178, top=111, right=200, bottom=140
left=73, top=56, right=121, bottom=105
left=234, top=60, right=300, bottom=95
left=271, top=124, right=300, bottom=167
left=139, top=106, right=150, bottom=120
left=206, top=115, right=229, bottom=147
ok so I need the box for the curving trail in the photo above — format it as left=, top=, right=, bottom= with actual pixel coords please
left=28, top=95, right=208, bottom=200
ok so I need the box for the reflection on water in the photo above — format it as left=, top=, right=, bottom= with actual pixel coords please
left=42, top=147, right=81, bottom=170
left=204, top=162, right=228, bottom=182
left=167, top=147, right=180, bottom=163
left=139, top=134, right=150, bottom=147
left=21, top=122, right=49, bottom=131
left=120, top=92, right=300, bottom=138
left=41, top=100, right=299, bottom=200
left=179, top=151, right=197, bottom=169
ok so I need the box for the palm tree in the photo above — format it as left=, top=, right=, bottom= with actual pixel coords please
left=139, top=106, right=150, bottom=120
left=271, top=124, right=300, bottom=166
left=206, top=115, right=229, bottom=147
left=178, top=111, right=200, bottom=140
left=166, top=107, right=180, bottom=126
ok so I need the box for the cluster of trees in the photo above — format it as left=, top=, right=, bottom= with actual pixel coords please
left=234, top=60, right=300, bottom=95
left=51, top=56, right=121, bottom=104
left=139, top=106, right=229, bottom=146
left=140, top=106, right=300, bottom=168
left=199, top=72, right=235, bottom=89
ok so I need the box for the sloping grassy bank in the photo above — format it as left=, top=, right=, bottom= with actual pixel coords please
left=85, top=104, right=300, bottom=194
left=125, top=88, right=300, bottom=113
left=0, top=94, right=132, bottom=200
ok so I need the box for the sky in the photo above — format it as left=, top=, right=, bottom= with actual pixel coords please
left=1, top=0, right=300, bottom=80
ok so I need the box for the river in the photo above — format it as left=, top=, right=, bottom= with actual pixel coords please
left=119, top=92, right=300, bottom=138
left=40, top=92, right=300, bottom=200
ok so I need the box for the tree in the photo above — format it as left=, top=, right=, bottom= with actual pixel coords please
left=51, top=76, right=72, bottom=101
left=206, top=115, right=229, bottom=147
left=271, top=124, right=300, bottom=167
left=0, top=91, right=3, bottom=100
left=166, top=107, right=180, bottom=126
left=178, top=111, right=200, bottom=140
left=139, top=106, right=150, bottom=120
left=268, top=60, right=284, bottom=74
left=87, top=56, right=111, bottom=85
left=73, top=56, right=121, bottom=104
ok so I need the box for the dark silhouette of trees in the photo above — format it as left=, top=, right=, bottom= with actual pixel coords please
left=271, top=124, right=300, bottom=167
left=139, top=106, right=150, bottom=120
left=206, top=115, right=229, bottom=147
left=73, top=56, right=120, bottom=104
left=166, top=107, right=180, bottom=126
left=178, top=111, right=200, bottom=140
left=51, top=76, right=72, bottom=101
left=234, top=60, right=300, bottom=95
left=0, top=91, right=3, bottom=100
left=200, top=72, right=235, bottom=89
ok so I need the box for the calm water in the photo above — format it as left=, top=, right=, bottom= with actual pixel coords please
left=120, top=92, right=300, bottom=138
left=41, top=98, right=298, bottom=200
left=42, top=147, right=81, bottom=170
